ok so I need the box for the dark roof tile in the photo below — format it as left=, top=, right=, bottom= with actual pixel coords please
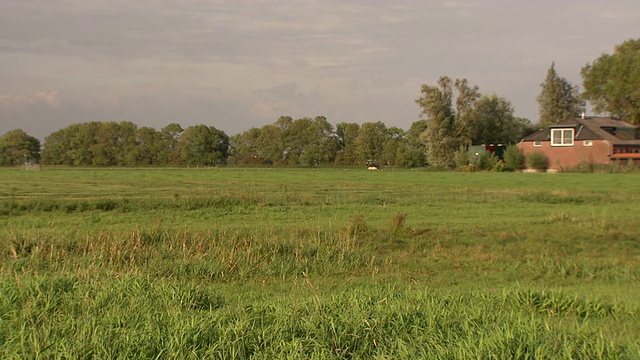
left=521, top=116, right=640, bottom=145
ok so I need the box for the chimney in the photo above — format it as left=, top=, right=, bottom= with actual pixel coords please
left=581, top=111, right=586, bottom=119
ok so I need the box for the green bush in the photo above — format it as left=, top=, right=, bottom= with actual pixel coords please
left=526, top=151, right=549, bottom=171
left=503, top=145, right=525, bottom=171
left=476, top=151, right=500, bottom=171
left=492, top=160, right=505, bottom=172
left=454, top=145, right=470, bottom=167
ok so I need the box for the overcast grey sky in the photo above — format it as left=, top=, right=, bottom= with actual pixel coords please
left=1, top=0, right=638, bottom=140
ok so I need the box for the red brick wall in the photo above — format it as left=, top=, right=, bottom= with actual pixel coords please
left=517, top=140, right=612, bottom=170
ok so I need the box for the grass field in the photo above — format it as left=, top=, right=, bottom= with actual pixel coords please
left=1, top=167, right=639, bottom=358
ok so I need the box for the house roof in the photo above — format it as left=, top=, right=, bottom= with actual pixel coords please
left=521, top=116, right=640, bottom=145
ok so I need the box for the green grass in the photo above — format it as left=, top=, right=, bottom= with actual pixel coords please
left=1, top=168, right=639, bottom=358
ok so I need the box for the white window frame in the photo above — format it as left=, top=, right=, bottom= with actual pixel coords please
left=583, top=140, right=593, bottom=147
left=533, top=141, right=542, bottom=147
left=551, top=129, right=574, bottom=147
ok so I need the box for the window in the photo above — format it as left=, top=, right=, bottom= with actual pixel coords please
left=583, top=140, right=593, bottom=147
left=551, top=129, right=574, bottom=146
left=533, top=141, right=542, bottom=147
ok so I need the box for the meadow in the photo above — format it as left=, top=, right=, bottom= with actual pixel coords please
left=1, top=167, right=639, bottom=359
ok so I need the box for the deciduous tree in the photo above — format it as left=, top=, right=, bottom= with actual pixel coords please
left=229, top=127, right=263, bottom=164
left=379, top=126, right=404, bottom=166
left=176, top=125, right=229, bottom=166
left=0, top=129, right=41, bottom=166
left=472, top=95, right=531, bottom=145
left=42, top=123, right=95, bottom=165
left=160, top=123, right=183, bottom=165
left=91, top=121, right=138, bottom=166
left=416, top=76, right=480, bottom=168
left=395, top=120, right=427, bottom=168
left=354, top=121, right=388, bottom=163
left=255, top=124, right=285, bottom=164
left=581, top=38, right=640, bottom=124
left=127, top=126, right=163, bottom=165
left=297, top=116, right=339, bottom=166
left=334, top=122, right=360, bottom=165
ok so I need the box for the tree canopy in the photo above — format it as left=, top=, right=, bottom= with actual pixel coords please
left=176, top=125, right=229, bottom=166
left=228, top=118, right=424, bottom=167
left=581, top=38, right=640, bottom=125
left=0, top=129, right=41, bottom=166
left=472, top=95, right=532, bottom=145
left=537, top=62, right=584, bottom=127
left=40, top=121, right=227, bottom=167
left=416, top=76, right=480, bottom=168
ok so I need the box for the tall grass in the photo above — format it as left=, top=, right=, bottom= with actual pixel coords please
left=2, top=226, right=378, bottom=281
left=1, top=168, right=639, bottom=357
left=1, top=278, right=637, bottom=358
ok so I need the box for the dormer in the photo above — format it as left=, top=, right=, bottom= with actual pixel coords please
left=549, top=124, right=576, bottom=147
left=601, top=125, right=638, bottom=140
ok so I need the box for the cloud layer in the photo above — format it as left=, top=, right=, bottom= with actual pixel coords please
left=1, top=0, right=639, bottom=139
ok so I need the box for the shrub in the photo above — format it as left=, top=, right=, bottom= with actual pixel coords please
left=502, top=145, right=525, bottom=171
left=526, top=151, right=548, bottom=171
left=476, top=151, right=500, bottom=171
left=492, top=160, right=505, bottom=172
left=454, top=145, right=470, bottom=168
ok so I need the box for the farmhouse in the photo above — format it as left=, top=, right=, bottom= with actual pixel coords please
left=518, top=115, right=640, bottom=170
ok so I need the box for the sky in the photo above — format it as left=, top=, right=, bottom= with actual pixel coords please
left=1, top=0, right=639, bottom=140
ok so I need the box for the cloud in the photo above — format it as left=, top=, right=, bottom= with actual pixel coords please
left=250, top=101, right=292, bottom=120
left=0, top=90, right=60, bottom=108
left=250, top=82, right=302, bottom=119
left=1, top=0, right=639, bottom=140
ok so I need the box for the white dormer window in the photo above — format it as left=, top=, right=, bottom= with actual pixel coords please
left=551, top=129, right=574, bottom=146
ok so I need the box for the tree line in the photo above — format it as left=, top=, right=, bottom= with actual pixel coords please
left=2, top=38, right=639, bottom=168
left=0, top=113, right=534, bottom=168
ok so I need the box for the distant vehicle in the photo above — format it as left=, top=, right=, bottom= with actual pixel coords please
left=365, top=160, right=379, bottom=170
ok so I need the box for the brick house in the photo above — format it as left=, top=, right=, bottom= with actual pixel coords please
left=518, top=116, right=640, bottom=170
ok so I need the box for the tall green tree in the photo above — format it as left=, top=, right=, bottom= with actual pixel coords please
left=91, top=121, right=138, bottom=166
left=581, top=38, right=640, bottom=124
left=160, top=123, right=183, bottom=165
left=0, top=129, right=41, bottom=166
left=127, top=126, right=163, bottom=165
left=472, top=95, right=531, bottom=145
left=231, top=116, right=339, bottom=166
left=176, top=125, right=229, bottom=166
left=42, top=122, right=145, bottom=166
left=379, top=127, right=404, bottom=166
left=229, top=127, right=264, bottom=164
left=281, top=117, right=314, bottom=165
left=416, top=76, right=480, bottom=168
left=537, top=62, right=584, bottom=127
left=297, top=116, right=339, bottom=166
left=41, top=127, right=68, bottom=165
left=42, top=123, right=95, bottom=165
left=354, top=121, right=388, bottom=163
left=395, top=120, right=427, bottom=168
left=255, top=125, right=285, bottom=164
left=334, top=122, right=360, bottom=165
